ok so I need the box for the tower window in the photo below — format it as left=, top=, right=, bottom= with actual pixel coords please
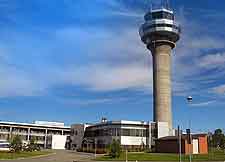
left=143, top=23, right=180, bottom=32
left=152, top=11, right=174, bottom=20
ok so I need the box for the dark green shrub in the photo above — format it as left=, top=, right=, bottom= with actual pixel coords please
left=9, top=135, right=23, bottom=152
left=108, top=139, right=121, bottom=158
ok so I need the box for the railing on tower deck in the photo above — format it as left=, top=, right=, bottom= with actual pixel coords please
left=150, top=0, right=171, bottom=11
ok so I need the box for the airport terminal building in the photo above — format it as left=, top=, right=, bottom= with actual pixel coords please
left=0, top=121, right=70, bottom=150
left=70, top=119, right=173, bottom=152
left=0, top=119, right=208, bottom=154
left=70, top=119, right=208, bottom=154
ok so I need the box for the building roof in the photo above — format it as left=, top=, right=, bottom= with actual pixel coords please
left=157, top=134, right=208, bottom=141
left=0, top=121, right=70, bottom=129
left=156, top=136, right=184, bottom=141
left=86, top=120, right=153, bottom=128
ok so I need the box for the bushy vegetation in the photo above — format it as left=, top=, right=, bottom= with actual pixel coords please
left=9, top=135, right=40, bottom=153
left=0, top=135, right=48, bottom=160
left=209, top=129, right=225, bottom=149
left=108, top=139, right=122, bottom=158
left=9, top=135, right=23, bottom=152
left=25, top=137, right=41, bottom=152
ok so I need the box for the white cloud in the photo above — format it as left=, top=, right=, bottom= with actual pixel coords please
left=0, top=24, right=152, bottom=97
left=187, top=36, right=225, bottom=50
left=58, top=96, right=130, bottom=106
left=199, top=52, right=225, bottom=69
left=211, top=84, right=225, bottom=95
left=53, top=26, right=153, bottom=92
left=191, top=100, right=216, bottom=107
left=55, top=26, right=148, bottom=62
left=60, top=63, right=153, bottom=92
left=0, top=66, right=46, bottom=97
left=171, top=7, right=225, bottom=97
left=110, top=10, right=143, bottom=18
left=1, top=3, right=225, bottom=99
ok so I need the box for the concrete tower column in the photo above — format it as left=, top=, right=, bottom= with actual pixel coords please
left=139, top=5, right=180, bottom=134
left=151, top=44, right=172, bottom=129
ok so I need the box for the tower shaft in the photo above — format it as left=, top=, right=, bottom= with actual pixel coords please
left=151, top=44, right=172, bottom=129
left=139, top=6, right=180, bottom=135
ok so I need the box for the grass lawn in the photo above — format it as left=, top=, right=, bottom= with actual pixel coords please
left=0, top=150, right=52, bottom=160
left=96, top=150, right=225, bottom=161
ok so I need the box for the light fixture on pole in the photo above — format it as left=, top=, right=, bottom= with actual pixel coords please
left=187, top=96, right=193, bottom=103
left=186, top=96, right=193, bottom=162
left=178, top=125, right=182, bottom=162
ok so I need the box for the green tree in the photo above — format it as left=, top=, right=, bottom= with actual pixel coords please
left=108, top=139, right=121, bottom=158
left=212, top=129, right=225, bottom=149
left=27, top=137, right=39, bottom=152
left=9, top=135, right=23, bottom=152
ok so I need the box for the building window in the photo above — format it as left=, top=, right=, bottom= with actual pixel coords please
left=122, top=129, right=130, bottom=136
left=135, top=129, right=141, bottom=137
left=130, top=129, right=136, bottom=136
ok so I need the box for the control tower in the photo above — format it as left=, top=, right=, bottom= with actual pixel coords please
left=139, top=3, right=180, bottom=131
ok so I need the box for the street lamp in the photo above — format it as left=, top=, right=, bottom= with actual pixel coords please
left=141, top=121, right=144, bottom=151
left=94, top=138, right=97, bottom=158
left=187, top=96, right=193, bottom=103
left=178, top=125, right=182, bottom=162
left=186, top=96, right=193, bottom=162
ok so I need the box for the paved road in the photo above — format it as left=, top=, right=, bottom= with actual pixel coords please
left=3, top=150, right=225, bottom=162
left=3, top=150, right=94, bottom=162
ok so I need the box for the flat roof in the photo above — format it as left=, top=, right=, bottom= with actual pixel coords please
left=86, top=120, right=154, bottom=128
left=157, top=134, right=208, bottom=141
left=0, top=121, right=70, bottom=129
left=110, top=120, right=150, bottom=125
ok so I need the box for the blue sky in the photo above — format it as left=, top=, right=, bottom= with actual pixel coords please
left=0, top=0, right=225, bottom=132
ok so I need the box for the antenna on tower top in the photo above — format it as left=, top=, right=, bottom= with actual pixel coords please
left=161, top=0, right=170, bottom=9
left=165, top=0, right=170, bottom=9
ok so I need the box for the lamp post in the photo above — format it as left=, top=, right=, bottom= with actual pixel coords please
left=94, top=138, right=97, bottom=158
left=178, top=125, right=182, bottom=162
left=186, top=96, right=192, bottom=162
left=141, top=121, right=144, bottom=151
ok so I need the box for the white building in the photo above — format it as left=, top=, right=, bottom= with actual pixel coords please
left=0, top=121, right=70, bottom=150
left=70, top=119, right=173, bottom=151
left=51, top=135, right=68, bottom=150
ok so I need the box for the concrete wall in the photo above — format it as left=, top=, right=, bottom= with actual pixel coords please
left=51, top=135, right=67, bottom=150
left=157, top=122, right=169, bottom=138
left=121, top=136, right=147, bottom=146
left=70, top=124, right=86, bottom=150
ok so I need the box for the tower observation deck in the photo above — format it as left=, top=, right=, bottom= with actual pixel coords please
left=139, top=5, right=181, bottom=132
